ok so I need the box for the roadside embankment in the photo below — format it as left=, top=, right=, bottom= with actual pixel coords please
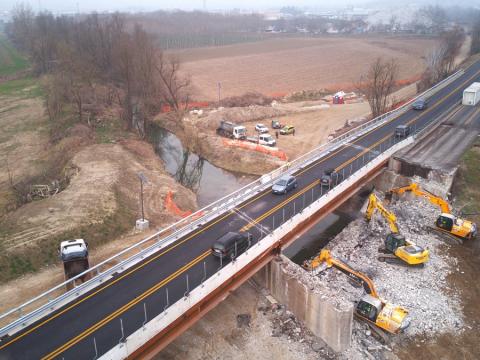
left=0, top=137, right=197, bottom=283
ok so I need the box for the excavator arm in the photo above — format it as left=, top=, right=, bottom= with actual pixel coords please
left=307, top=249, right=378, bottom=298
left=366, top=193, right=399, bottom=233
left=388, top=183, right=451, bottom=214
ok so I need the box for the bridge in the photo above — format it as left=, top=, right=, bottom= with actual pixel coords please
left=1, top=60, right=479, bottom=359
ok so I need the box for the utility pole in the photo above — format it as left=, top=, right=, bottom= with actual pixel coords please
left=136, top=173, right=149, bottom=231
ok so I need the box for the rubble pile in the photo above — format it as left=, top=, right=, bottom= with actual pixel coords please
left=321, top=193, right=464, bottom=336
left=257, top=302, right=335, bottom=359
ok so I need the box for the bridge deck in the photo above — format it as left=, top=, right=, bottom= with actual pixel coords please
left=1, top=60, right=480, bottom=360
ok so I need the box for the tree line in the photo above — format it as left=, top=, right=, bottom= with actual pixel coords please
left=6, top=5, right=190, bottom=137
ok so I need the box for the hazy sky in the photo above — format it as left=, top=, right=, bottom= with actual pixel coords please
left=0, top=0, right=384, bottom=13
left=0, top=0, right=474, bottom=13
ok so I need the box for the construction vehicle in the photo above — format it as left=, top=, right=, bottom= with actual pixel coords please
left=216, top=120, right=247, bottom=140
left=365, top=193, right=429, bottom=266
left=246, top=133, right=276, bottom=147
left=305, top=249, right=410, bottom=334
left=59, top=239, right=90, bottom=290
left=387, top=183, right=477, bottom=241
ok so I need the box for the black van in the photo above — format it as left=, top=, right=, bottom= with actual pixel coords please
left=395, top=125, right=411, bottom=138
left=212, top=232, right=252, bottom=260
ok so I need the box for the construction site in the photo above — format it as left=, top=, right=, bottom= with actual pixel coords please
left=1, top=3, right=480, bottom=360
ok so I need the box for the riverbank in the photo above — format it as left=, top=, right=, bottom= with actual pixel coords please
left=154, top=98, right=371, bottom=176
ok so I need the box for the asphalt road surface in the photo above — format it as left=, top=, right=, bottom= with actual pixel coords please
left=2, top=60, right=480, bottom=359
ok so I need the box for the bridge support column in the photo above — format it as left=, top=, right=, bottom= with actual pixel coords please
left=254, top=256, right=353, bottom=352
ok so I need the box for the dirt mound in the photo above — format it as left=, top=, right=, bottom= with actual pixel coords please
left=3, top=140, right=196, bottom=251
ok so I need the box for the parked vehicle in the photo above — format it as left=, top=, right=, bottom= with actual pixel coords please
left=59, top=239, right=90, bottom=289
left=412, top=98, right=427, bottom=110
left=212, top=232, right=252, bottom=260
left=246, top=134, right=276, bottom=147
left=271, top=119, right=283, bottom=129
left=395, top=125, right=411, bottom=138
left=272, top=175, right=298, bottom=194
left=255, top=123, right=269, bottom=133
left=216, top=120, right=247, bottom=140
left=280, top=125, right=295, bottom=135
left=320, top=168, right=343, bottom=188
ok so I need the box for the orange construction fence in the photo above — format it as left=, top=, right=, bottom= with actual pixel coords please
left=165, top=191, right=193, bottom=218
left=164, top=191, right=205, bottom=219
left=222, top=139, right=288, bottom=161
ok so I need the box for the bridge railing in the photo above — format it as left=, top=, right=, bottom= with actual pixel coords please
left=0, top=68, right=464, bottom=337
left=100, top=88, right=448, bottom=359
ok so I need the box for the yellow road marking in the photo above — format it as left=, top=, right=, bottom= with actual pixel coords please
left=240, top=180, right=320, bottom=232
left=42, top=250, right=211, bottom=360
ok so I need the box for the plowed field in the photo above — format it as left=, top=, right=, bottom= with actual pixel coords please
left=171, top=36, right=437, bottom=101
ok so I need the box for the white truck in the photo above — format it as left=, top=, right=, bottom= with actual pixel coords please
left=462, top=82, right=480, bottom=106
left=246, top=133, right=277, bottom=147
left=59, top=239, right=90, bottom=290
left=216, top=120, right=247, bottom=140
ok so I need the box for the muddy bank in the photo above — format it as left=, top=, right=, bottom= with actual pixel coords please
left=148, top=126, right=256, bottom=207
left=154, top=112, right=285, bottom=176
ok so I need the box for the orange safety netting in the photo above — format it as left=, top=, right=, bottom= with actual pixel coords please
left=222, top=139, right=288, bottom=161
left=165, top=191, right=193, bottom=217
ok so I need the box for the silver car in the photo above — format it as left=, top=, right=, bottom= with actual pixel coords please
left=272, top=175, right=298, bottom=195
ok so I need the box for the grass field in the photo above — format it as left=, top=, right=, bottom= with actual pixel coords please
left=0, top=34, right=28, bottom=77
left=454, top=141, right=480, bottom=225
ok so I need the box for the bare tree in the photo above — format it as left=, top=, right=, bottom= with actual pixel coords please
left=357, top=58, right=398, bottom=118
left=419, top=27, right=465, bottom=91
left=154, top=54, right=191, bottom=113
left=472, top=15, right=480, bottom=55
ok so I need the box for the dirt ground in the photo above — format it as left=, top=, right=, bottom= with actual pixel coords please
left=170, top=36, right=438, bottom=101
left=157, top=282, right=322, bottom=360
left=2, top=139, right=197, bottom=251
left=0, top=96, right=49, bottom=215
left=242, top=101, right=371, bottom=160
left=163, top=82, right=418, bottom=176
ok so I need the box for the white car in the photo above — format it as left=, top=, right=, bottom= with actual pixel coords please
left=255, top=123, right=269, bottom=133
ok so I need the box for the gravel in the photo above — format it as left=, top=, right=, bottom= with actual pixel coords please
left=310, top=192, right=464, bottom=337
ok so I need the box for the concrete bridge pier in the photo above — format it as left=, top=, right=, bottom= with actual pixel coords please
left=254, top=256, right=353, bottom=352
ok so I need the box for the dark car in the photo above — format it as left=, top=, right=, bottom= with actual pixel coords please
left=272, top=175, right=298, bottom=194
left=412, top=98, right=427, bottom=110
left=395, top=125, right=411, bottom=138
left=272, top=119, right=283, bottom=129
left=320, top=168, right=343, bottom=188
left=212, top=232, right=252, bottom=260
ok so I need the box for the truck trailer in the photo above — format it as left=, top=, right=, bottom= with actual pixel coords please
left=462, top=82, right=480, bottom=106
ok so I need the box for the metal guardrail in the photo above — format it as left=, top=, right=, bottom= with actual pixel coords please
left=0, top=68, right=464, bottom=338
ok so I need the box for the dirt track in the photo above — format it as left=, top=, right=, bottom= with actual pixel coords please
left=171, top=36, right=438, bottom=101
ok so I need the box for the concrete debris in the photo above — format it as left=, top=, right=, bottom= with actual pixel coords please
left=259, top=301, right=336, bottom=358
left=274, top=191, right=464, bottom=359
left=236, top=313, right=251, bottom=328
left=320, top=192, right=464, bottom=337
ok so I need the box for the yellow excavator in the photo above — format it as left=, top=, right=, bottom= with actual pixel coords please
left=387, top=183, right=477, bottom=241
left=365, top=193, right=429, bottom=266
left=305, top=249, right=410, bottom=334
